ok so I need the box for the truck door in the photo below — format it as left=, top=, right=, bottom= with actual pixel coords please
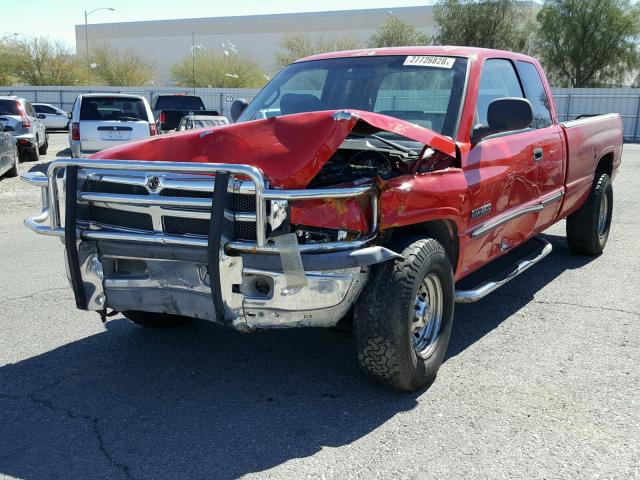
left=514, top=60, right=565, bottom=231
left=460, top=58, right=543, bottom=275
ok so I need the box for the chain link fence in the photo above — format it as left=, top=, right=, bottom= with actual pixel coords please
left=2, top=85, right=639, bottom=141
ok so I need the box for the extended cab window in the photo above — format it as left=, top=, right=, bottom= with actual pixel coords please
left=476, top=59, right=524, bottom=126
left=516, top=61, right=552, bottom=129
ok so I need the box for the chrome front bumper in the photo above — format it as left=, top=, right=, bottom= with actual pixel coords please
left=21, top=158, right=392, bottom=330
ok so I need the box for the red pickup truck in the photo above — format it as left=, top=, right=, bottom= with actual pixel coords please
left=22, top=47, right=623, bottom=391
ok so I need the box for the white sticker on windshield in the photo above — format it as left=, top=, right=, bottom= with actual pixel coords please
left=403, top=56, right=456, bottom=69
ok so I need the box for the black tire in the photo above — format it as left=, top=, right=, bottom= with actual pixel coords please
left=38, top=135, right=48, bottom=155
left=354, top=237, right=455, bottom=391
left=123, top=310, right=192, bottom=328
left=566, top=173, right=613, bottom=255
left=28, top=139, right=40, bottom=162
left=4, top=152, right=19, bottom=178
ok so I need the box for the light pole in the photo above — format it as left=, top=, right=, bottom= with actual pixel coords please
left=190, top=34, right=204, bottom=95
left=84, top=7, right=115, bottom=66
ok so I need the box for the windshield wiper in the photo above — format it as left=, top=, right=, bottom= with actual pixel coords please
left=351, top=133, right=419, bottom=157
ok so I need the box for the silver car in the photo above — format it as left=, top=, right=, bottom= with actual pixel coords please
left=0, top=96, right=48, bottom=162
left=0, top=121, right=19, bottom=179
left=33, top=103, right=70, bottom=130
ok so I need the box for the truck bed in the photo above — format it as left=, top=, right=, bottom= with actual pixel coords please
left=559, top=113, right=623, bottom=219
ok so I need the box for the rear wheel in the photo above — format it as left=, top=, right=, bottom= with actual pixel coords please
left=354, top=237, right=455, bottom=391
left=38, top=135, right=48, bottom=155
left=28, top=139, right=40, bottom=162
left=123, top=310, right=192, bottom=328
left=566, top=173, right=613, bottom=255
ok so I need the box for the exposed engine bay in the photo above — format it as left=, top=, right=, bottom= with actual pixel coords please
left=308, top=134, right=455, bottom=188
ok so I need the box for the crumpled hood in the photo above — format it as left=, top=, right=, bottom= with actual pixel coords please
left=91, top=110, right=456, bottom=189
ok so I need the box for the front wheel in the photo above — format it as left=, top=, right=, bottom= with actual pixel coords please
left=566, top=173, right=613, bottom=255
left=123, top=310, right=192, bottom=328
left=354, top=237, right=455, bottom=391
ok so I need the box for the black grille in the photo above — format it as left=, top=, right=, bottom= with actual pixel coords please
left=234, top=222, right=257, bottom=241
left=83, top=180, right=148, bottom=196
left=162, top=189, right=256, bottom=214
left=89, top=205, right=153, bottom=231
left=82, top=180, right=257, bottom=241
left=163, top=217, right=209, bottom=236
left=161, top=188, right=212, bottom=198
left=232, top=194, right=256, bottom=213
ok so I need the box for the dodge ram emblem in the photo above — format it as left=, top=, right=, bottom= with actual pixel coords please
left=147, top=176, right=160, bottom=190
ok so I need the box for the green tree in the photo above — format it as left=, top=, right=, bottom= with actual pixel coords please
left=536, top=0, right=640, bottom=87
left=0, top=36, right=28, bottom=85
left=368, top=15, right=430, bottom=47
left=91, top=43, right=155, bottom=86
left=171, top=49, right=266, bottom=88
left=274, top=33, right=361, bottom=69
left=433, top=0, right=531, bottom=51
left=13, top=37, right=92, bottom=85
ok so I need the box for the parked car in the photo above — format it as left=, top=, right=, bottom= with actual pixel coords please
left=177, top=114, right=229, bottom=131
left=22, top=47, right=623, bottom=391
left=151, top=94, right=220, bottom=132
left=33, top=103, right=69, bottom=130
left=0, top=122, right=19, bottom=179
left=68, top=93, right=156, bottom=158
left=0, top=96, right=48, bottom=162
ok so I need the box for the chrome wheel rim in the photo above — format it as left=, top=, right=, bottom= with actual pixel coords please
left=598, top=193, right=609, bottom=238
left=412, top=273, right=443, bottom=359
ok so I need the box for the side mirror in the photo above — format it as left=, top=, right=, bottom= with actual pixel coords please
left=472, top=97, right=533, bottom=144
left=67, top=112, right=72, bottom=119
left=230, top=99, right=249, bottom=122
left=37, top=113, right=46, bottom=119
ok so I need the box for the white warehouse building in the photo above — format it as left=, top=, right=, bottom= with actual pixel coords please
left=75, top=6, right=437, bottom=86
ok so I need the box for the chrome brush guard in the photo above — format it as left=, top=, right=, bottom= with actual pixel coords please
left=21, top=159, right=383, bottom=329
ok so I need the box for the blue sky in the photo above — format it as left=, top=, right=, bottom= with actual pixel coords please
left=1, top=0, right=435, bottom=50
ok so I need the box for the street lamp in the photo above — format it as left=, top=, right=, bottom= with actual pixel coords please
left=84, top=7, right=115, bottom=66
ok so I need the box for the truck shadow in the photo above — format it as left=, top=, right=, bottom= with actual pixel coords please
left=0, top=318, right=417, bottom=479
left=0, top=232, right=594, bottom=479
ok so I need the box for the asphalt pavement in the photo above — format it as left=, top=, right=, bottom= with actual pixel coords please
left=0, top=133, right=638, bottom=479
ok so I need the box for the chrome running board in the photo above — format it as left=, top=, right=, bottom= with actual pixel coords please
left=455, top=237, right=553, bottom=303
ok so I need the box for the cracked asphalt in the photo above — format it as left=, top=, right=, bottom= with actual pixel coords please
left=0, top=134, right=638, bottom=479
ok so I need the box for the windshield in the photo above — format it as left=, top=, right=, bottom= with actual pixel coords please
left=238, top=55, right=468, bottom=137
left=80, top=97, right=150, bottom=122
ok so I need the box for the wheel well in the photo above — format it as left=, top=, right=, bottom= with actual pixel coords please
left=390, top=220, right=459, bottom=272
left=596, top=153, right=613, bottom=177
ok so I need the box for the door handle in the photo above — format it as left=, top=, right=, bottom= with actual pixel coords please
left=533, top=147, right=544, bottom=162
